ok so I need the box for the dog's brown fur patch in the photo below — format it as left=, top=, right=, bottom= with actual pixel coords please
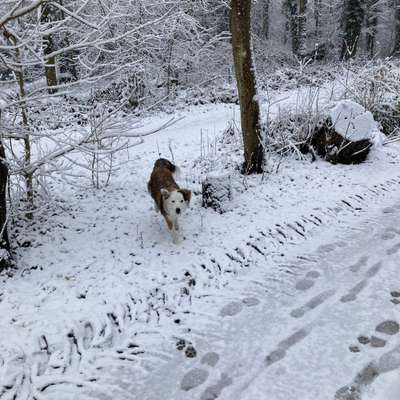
left=178, top=188, right=192, bottom=204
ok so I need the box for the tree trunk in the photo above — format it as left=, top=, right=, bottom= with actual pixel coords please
left=230, top=0, right=264, bottom=174
left=58, top=0, right=78, bottom=82
left=261, top=0, right=270, bottom=40
left=44, top=36, right=58, bottom=94
left=4, top=28, right=34, bottom=212
left=15, top=62, right=34, bottom=211
left=0, top=139, right=11, bottom=269
left=283, top=0, right=298, bottom=53
left=365, top=0, right=378, bottom=57
left=297, top=0, right=308, bottom=55
left=393, top=0, right=400, bottom=55
left=314, top=0, right=322, bottom=38
left=340, top=0, right=364, bottom=60
left=282, top=0, right=307, bottom=56
left=41, top=4, right=58, bottom=94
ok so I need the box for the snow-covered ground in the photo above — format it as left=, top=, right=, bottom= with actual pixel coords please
left=1, top=97, right=400, bottom=400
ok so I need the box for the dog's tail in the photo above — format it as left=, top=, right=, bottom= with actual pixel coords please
left=154, top=158, right=181, bottom=176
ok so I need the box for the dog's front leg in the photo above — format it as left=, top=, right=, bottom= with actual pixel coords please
left=171, top=227, right=180, bottom=244
left=164, top=216, right=180, bottom=244
left=172, top=220, right=181, bottom=244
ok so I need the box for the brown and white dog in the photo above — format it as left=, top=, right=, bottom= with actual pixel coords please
left=148, top=158, right=191, bottom=244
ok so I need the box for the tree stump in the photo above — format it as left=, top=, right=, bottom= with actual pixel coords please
left=202, top=174, right=232, bottom=214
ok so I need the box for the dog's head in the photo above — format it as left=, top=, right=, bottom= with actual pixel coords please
left=161, top=188, right=191, bottom=218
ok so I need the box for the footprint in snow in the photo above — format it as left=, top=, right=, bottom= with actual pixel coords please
left=219, top=302, right=243, bottom=317
left=180, top=368, right=209, bottom=391
left=290, top=289, right=336, bottom=318
left=349, top=320, right=399, bottom=353
left=294, top=270, right=321, bottom=292
left=295, top=279, right=315, bottom=291
left=201, top=352, right=220, bottom=367
left=317, top=243, right=337, bottom=254
left=219, top=296, right=260, bottom=317
left=199, top=352, right=234, bottom=399
left=376, top=320, right=400, bottom=335
left=341, top=262, right=382, bottom=303
left=381, top=228, right=399, bottom=241
left=176, top=338, right=197, bottom=358
left=180, top=348, right=232, bottom=398
left=390, top=290, right=400, bottom=305
left=382, top=207, right=396, bottom=214
left=242, top=297, right=260, bottom=307
left=349, top=256, right=368, bottom=273
left=337, top=341, right=400, bottom=399
left=265, top=328, right=309, bottom=367
left=386, top=242, right=400, bottom=255
left=200, top=373, right=233, bottom=400
left=306, top=270, right=321, bottom=279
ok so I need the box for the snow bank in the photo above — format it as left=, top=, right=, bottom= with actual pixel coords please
left=330, top=100, right=385, bottom=146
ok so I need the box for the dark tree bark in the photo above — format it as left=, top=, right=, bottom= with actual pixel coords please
left=340, top=0, right=365, bottom=60
left=365, top=0, right=378, bottom=57
left=314, top=0, right=322, bottom=38
left=230, top=0, right=264, bottom=174
left=261, top=0, right=271, bottom=40
left=58, top=1, right=78, bottom=82
left=282, top=0, right=307, bottom=56
left=0, top=139, right=10, bottom=269
left=282, top=0, right=297, bottom=50
left=297, top=0, right=308, bottom=55
left=393, top=0, right=400, bottom=55
left=41, top=4, right=59, bottom=94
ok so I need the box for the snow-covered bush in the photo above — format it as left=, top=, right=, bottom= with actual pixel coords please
left=343, top=60, right=400, bottom=137
left=266, top=110, right=323, bottom=158
left=266, top=99, right=386, bottom=162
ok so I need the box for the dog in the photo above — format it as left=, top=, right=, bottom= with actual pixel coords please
left=148, top=158, right=191, bottom=244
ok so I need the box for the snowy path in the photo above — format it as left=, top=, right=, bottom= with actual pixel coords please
left=1, top=103, right=400, bottom=400
left=117, top=190, right=400, bottom=400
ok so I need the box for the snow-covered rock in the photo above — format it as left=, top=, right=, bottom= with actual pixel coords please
left=330, top=100, right=385, bottom=146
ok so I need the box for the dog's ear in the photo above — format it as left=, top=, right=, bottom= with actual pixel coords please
left=161, top=188, right=170, bottom=199
left=179, top=189, right=192, bottom=204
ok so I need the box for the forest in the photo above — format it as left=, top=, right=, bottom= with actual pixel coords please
left=1, top=1, right=400, bottom=400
